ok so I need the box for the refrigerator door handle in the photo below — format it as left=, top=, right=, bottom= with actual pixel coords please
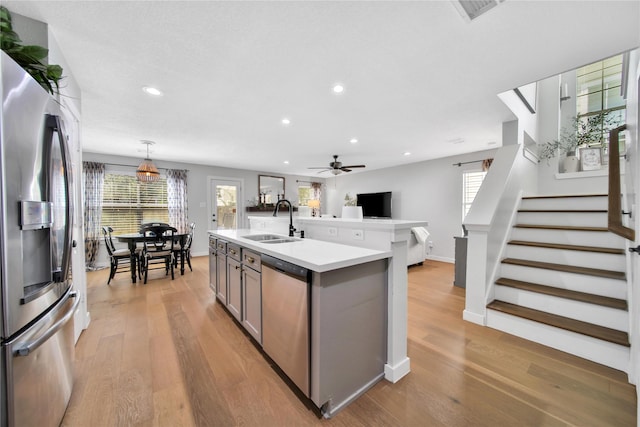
left=12, top=291, right=79, bottom=357
left=47, top=114, right=74, bottom=283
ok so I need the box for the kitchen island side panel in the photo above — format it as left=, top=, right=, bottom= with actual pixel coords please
left=310, top=259, right=388, bottom=416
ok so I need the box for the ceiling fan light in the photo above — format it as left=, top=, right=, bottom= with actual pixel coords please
left=331, top=169, right=341, bottom=175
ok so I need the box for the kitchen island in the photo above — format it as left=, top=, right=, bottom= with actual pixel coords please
left=208, top=229, right=390, bottom=417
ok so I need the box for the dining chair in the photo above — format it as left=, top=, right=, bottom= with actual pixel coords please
left=140, top=224, right=177, bottom=284
left=102, top=226, right=141, bottom=284
left=173, top=222, right=195, bottom=273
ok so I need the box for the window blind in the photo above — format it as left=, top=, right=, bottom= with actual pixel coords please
left=101, top=173, right=169, bottom=234
left=462, top=170, right=486, bottom=219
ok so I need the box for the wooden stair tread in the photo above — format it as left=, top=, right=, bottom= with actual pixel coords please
left=514, top=224, right=609, bottom=232
left=507, top=240, right=624, bottom=254
left=522, top=194, right=607, bottom=200
left=501, top=258, right=626, bottom=280
left=487, top=300, right=630, bottom=347
left=518, top=209, right=607, bottom=213
left=495, top=277, right=627, bottom=310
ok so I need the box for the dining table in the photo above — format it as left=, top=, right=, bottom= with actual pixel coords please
left=115, top=232, right=189, bottom=283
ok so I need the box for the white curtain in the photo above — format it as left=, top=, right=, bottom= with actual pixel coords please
left=167, top=169, right=189, bottom=233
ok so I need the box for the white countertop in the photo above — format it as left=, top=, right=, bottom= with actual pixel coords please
left=208, top=229, right=391, bottom=272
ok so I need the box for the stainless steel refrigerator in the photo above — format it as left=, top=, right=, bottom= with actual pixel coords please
left=1, top=51, right=79, bottom=426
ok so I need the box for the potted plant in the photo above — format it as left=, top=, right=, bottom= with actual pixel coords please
left=538, top=112, right=620, bottom=172
left=0, top=6, right=63, bottom=95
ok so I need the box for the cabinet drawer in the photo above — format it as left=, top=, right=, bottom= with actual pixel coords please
left=242, top=248, right=261, bottom=272
left=227, top=243, right=241, bottom=261
left=216, top=240, right=227, bottom=254
left=209, top=236, right=216, bottom=249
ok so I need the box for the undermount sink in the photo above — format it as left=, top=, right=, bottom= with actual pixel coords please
left=241, top=234, right=299, bottom=244
left=262, top=238, right=298, bottom=244
left=242, top=234, right=286, bottom=241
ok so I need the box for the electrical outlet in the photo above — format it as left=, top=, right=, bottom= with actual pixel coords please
left=328, top=227, right=338, bottom=236
left=428, top=241, right=433, bottom=248
left=352, top=229, right=364, bottom=240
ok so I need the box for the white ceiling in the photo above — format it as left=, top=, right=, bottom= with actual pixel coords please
left=4, top=1, right=639, bottom=177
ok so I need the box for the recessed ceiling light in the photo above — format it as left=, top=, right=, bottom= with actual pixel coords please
left=333, top=84, right=344, bottom=94
left=142, top=86, right=163, bottom=96
left=281, top=118, right=291, bottom=125
left=350, top=138, right=358, bottom=144
left=283, top=160, right=289, bottom=164
left=403, top=152, right=411, bottom=156
left=447, top=137, right=465, bottom=144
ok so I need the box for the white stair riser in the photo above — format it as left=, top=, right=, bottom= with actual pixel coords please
left=493, top=287, right=628, bottom=331
left=516, top=212, right=607, bottom=227
left=505, top=246, right=626, bottom=271
left=510, top=228, right=625, bottom=248
left=520, top=197, right=608, bottom=211
left=486, top=310, right=629, bottom=373
left=499, top=264, right=627, bottom=299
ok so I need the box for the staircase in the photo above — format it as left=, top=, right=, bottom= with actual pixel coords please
left=486, top=194, right=630, bottom=372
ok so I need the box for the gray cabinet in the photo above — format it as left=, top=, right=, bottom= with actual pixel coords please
left=216, top=240, right=228, bottom=304
left=454, top=236, right=467, bottom=288
left=242, top=248, right=262, bottom=343
left=227, top=243, right=242, bottom=321
left=208, top=237, right=217, bottom=292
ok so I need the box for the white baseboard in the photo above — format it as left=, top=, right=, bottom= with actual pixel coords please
left=463, top=309, right=485, bottom=325
left=384, top=357, right=411, bottom=383
left=425, top=255, right=454, bottom=264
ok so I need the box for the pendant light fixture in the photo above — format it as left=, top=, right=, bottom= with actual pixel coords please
left=136, top=140, right=160, bottom=182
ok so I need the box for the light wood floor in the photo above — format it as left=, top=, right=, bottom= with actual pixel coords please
left=62, top=257, right=637, bottom=426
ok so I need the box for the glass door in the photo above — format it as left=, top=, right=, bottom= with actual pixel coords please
left=209, top=178, right=242, bottom=230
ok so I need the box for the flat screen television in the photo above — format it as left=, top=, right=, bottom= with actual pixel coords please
left=356, top=191, right=392, bottom=218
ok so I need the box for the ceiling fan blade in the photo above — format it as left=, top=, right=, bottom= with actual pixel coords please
left=341, top=165, right=366, bottom=169
left=341, top=168, right=352, bottom=172
left=308, top=167, right=330, bottom=169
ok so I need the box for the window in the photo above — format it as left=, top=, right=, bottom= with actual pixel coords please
left=462, top=170, right=486, bottom=219
left=575, top=54, right=626, bottom=147
left=101, top=172, right=169, bottom=234
left=298, top=185, right=312, bottom=206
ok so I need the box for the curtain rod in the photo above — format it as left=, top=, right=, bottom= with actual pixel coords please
left=296, top=179, right=322, bottom=185
left=102, top=162, right=188, bottom=172
left=452, top=160, right=485, bottom=167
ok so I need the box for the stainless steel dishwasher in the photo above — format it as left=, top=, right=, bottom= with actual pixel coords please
left=261, top=254, right=311, bottom=397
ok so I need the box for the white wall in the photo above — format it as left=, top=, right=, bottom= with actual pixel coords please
left=322, top=149, right=497, bottom=263
left=82, top=152, right=325, bottom=266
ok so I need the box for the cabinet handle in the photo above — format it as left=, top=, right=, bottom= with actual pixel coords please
left=235, top=265, right=240, bottom=270
left=230, top=249, right=237, bottom=255
left=246, top=256, right=255, bottom=264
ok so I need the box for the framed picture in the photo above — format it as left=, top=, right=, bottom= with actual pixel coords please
left=580, top=147, right=602, bottom=171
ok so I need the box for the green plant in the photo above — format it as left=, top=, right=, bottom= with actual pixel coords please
left=0, top=6, right=63, bottom=95
left=538, top=112, right=621, bottom=160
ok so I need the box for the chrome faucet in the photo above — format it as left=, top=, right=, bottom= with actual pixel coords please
left=273, top=199, right=296, bottom=237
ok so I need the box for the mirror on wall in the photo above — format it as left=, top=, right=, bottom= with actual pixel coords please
left=259, top=175, right=285, bottom=205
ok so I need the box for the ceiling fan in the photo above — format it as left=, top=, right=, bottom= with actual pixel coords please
left=308, top=155, right=366, bottom=175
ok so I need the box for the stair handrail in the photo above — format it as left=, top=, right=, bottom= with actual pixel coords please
left=607, top=125, right=635, bottom=241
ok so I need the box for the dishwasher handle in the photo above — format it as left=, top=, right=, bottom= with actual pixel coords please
left=261, top=254, right=309, bottom=282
